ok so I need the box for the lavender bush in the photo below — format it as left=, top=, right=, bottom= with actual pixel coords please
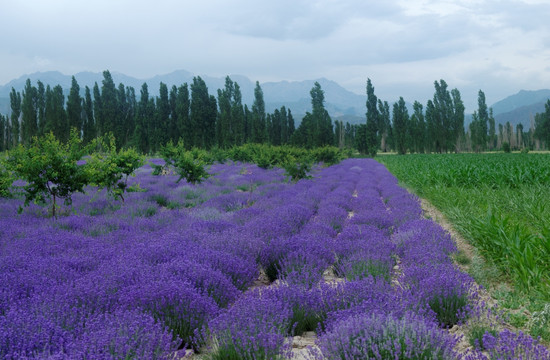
left=315, top=312, right=460, bottom=360
left=208, top=290, right=292, bottom=360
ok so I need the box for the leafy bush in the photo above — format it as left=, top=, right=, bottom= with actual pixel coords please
left=311, top=146, right=343, bottom=166
left=502, top=141, right=511, bottom=153
left=156, top=141, right=213, bottom=184
left=87, top=133, right=143, bottom=202
left=0, top=163, right=13, bottom=198
left=283, top=159, right=312, bottom=182
left=5, top=130, right=89, bottom=217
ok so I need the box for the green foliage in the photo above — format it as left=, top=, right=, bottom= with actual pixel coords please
left=529, top=304, right=550, bottom=341
left=157, top=140, right=213, bottom=184
left=289, top=305, right=321, bottom=336
left=502, top=141, right=511, bottom=153
left=428, top=292, right=469, bottom=327
left=392, top=97, right=409, bottom=155
left=468, top=325, right=498, bottom=350
left=87, top=133, right=144, bottom=202
left=0, top=162, right=13, bottom=198
left=283, top=159, right=312, bottom=182
left=534, top=100, right=550, bottom=147
left=5, top=130, right=88, bottom=217
left=310, top=146, right=344, bottom=166
left=344, top=260, right=391, bottom=282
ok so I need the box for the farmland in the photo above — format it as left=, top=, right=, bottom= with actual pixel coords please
left=379, top=153, right=550, bottom=342
left=1, top=157, right=549, bottom=359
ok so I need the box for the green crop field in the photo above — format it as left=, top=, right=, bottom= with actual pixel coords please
left=379, top=153, right=550, bottom=341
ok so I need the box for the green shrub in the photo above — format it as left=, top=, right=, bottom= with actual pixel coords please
left=5, top=130, right=89, bottom=218
left=157, top=141, right=212, bottom=184
left=87, top=133, right=144, bottom=202
left=429, top=292, right=469, bottom=327
left=283, top=159, right=312, bottom=182
left=0, top=164, right=13, bottom=198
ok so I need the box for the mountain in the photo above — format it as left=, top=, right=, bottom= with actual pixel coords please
left=0, top=70, right=367, bottom=123
left=490, top=89, right=550, bottom=129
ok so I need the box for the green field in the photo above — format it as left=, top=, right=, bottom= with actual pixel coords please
left=379, top=153, right=550, bottom=340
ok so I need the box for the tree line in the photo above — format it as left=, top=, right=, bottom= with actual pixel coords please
left=1, top=70, right=547, bottom=155
left=0, top=71, right=301, bottom=153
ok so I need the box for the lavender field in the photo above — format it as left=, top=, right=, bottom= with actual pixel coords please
left=1, top=158, right=548, bottom=359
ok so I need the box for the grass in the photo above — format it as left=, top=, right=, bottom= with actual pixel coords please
left=378, top=153, right=550, bottom=343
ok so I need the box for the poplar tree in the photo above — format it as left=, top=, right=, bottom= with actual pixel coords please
left=82, top=86, right=96, bottom=145
left=217, top=77, right=234, bottom=148
left=378, top=100, right=392, bottom=152
left=100, top=70, right=117, bottom=138
left=175, top=84, right=191, bottom=148
left=37, top=81, right=46, bottom=136
left=488, top=108, right=496, bottom=150
left=66, top=76, right=82, bottom=136
left=393, top=97, right=409, bottom=155
left=310, top=82, right=333, bottom=146
left=21, top=79, right=38, bottom=145
left=155, top=82, right=170, bottom=151
left=409, top=101, right=426, bottom=153
left=169, top=85, right=178, bottom=143
left=134, top=83, right=151, bottom=153
left=124, top=86, right=136, bottom=147
left=176, top=83, right=194, bottom=149
left=451, top=88, right=465, bottom=152
left=231, top=82, right=245, bottom=146
left=10, top=88, right=21, bottom=147
left=251, top=81, right=266, bottom=143
left=365, top=79, right=379, bottom=156
left=287, top=108, right=295, bottom=140
left=190, top=76, right=216, bottom=149
left=280, top=106, right=289, bottom=144
left=92, top=83, right=102, bottom=137
left=44, top=85, right=68, bottom=141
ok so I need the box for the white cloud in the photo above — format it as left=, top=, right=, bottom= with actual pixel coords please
left=1, top=0, right=550, bottom=112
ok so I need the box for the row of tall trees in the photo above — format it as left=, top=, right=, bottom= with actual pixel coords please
left=363, top=79, right=466, bottom=155
left=0, top=71, right=300, bottom=153
left=3, top=71, right=547, bottom=155
left=363, top=79, right=548, bottom=154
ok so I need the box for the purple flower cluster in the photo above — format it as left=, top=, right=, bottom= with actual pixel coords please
left=1, top=158, right=547, bottom=359
left=207, top=289, right=293, bottom=359
left=464, top=329, right=550, bottom=360
left=316, top=311, right=459, bottom=360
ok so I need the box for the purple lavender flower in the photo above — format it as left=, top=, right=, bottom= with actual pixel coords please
left=315, top=311, right=460, bottom=360
left=208, top=289, right=292, bottom=360
left=464, top=329, right=550, bottom=360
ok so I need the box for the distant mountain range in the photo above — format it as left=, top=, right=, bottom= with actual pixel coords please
left=1, top=70, right=549, bottom=128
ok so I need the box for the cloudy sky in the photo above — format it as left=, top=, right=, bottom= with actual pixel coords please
left=2, top=0, right=549, bottom=111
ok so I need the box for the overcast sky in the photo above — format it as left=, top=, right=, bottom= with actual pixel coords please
left=2, top=0, right=549, bottom=112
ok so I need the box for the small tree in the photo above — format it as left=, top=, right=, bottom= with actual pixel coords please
left=6, top=130, right=88, bottom=217
left=155, top=140, right=212, bottom=184
left=87, top=133, right=144, bottom=202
